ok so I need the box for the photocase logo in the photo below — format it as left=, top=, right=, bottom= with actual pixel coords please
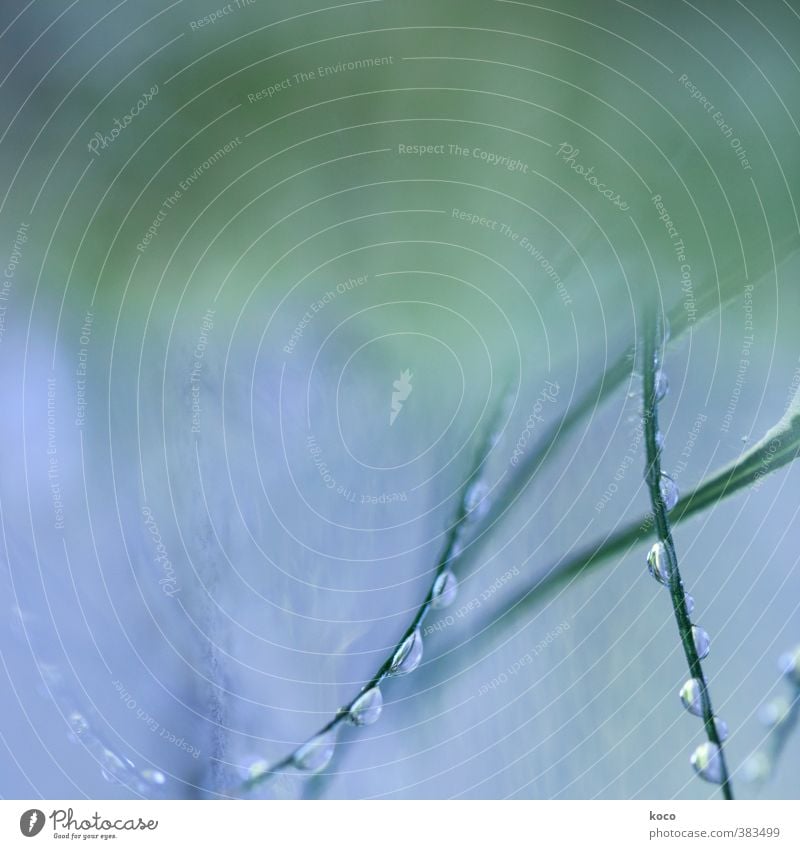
left=19, top=809, right=45, bottom=837
left=389, top=369, right=413, bottom=425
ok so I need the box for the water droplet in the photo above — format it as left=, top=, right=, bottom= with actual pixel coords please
left=659, top=474, right=679, bottom=511
left=141, top=768, right=166, bottom=786
left=293, top=728, right=337, bottom=773
left=464, top=480, right=490, bottom=521
left=743, top=752, right=771, bottom=783
left=680, top=678, right=704, bottom=716
left=68, top=711, right=89, bottom=738
left=655, top=371, right=669, bottom=402
left=692, top=626, right=710, bottom=659
left=100, top=749, right=127, bottom=782
left=691, top=742, right=723, bottom=784
left=239, top=756, right=270, bottom=783
left=431, top=569, right=458, bottom=609
left=778, top=646, right=800, bottom=684
left=654, top=430, right=665, bottom=452
left=348, top=686, right=383, bottom=726
left=684, top=594, right=695, bottom=616
left=714, top=717, right=729, bottom=742
left=759, top=697, right=790, bottom=728
left=388, top=627, right=423, bottom=676
left=447, top=537, right=464, bottom=562
left=646, top=542, right=672, bottom=586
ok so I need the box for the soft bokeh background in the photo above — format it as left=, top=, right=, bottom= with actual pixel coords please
left=1, top=0, right=799, bottom=799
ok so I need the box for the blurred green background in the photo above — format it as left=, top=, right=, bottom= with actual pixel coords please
left=1, top=0, right=799, bottom=800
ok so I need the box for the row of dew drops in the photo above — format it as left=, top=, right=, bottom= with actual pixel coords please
left=11, top=606, right=168, bottom=797
left=643, top=328, right=728, bottom=787
left=240, top=453, right=495, bottom=787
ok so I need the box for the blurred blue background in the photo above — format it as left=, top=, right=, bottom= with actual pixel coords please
left=0, top=0, right=799, bottom=799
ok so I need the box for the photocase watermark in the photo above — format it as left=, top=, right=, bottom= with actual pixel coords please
left=452, top=208, right=572, bottom=306
left=752, top=437, right=782, bottom=492
left=652, top=193, right=696, bottom=323
left=510, top=380, right=560, bottom=466
left=141, top=506, right=180, bottom=596
left=283, top=275, right=368, bottom=354
left=188, top=0, right=255, bottom=31
left=398, top=142, right=529, bottom=173
left=74, top=311, right=93, bottom=428
left=24, top=807, right=159, bottom=835
left=248, top=56, right=394, bottom=102
left=555, top=143, right=630, bottom=210
left=47, top=377, right=65, bottom=530
left=390, top=368, right=413, bottom=425
left=87, top=84, right=159, bottom=156
left=477, top=620, right=571, bottom=695
left=678, top=73, right=752, bottom=170
left=424, top=567, right=520, bottom=637
left=595, top=413, right=646, bottom=513
left=190, top=308, right=215, bottom=434
left=306, top=432, right=407, bottom=503
left=720, top=284, right=754, bottom=434
left=136, top=138, right=242, bottom=253
left=114, top=679, right=199, bottom=759
left=672, top=411, right=708, bottom=480
left=0, top=221, right=28, bottom=344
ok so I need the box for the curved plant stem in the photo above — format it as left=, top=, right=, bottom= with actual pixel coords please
left=238, top=402, right=502, bottom=794
left=642, top=310, right=732, bottom=799
left=472, top=381, right=800, bottom=636
left=466, top=250, right=799, bottom=561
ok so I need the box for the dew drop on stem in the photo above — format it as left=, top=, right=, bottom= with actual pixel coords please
left=691, top=741, right=723, bottom=784
left=646, top=542, right=672, bottom=586
left=464, top=480, right=490, bottom=522
left=431, top=569, right=458, bottom=609
left=692, top=626, right=711, bottom=659
left=348, top=686, right=383, bottom=727
left=654, top=370, right=669, bottom=402
left=679, top=678, right=704, bottom=716
left=388, top=628, right=423, bottom=676
left=293, top=728, right=338, bottom=773
left=659, top=473, right=679, bottom=511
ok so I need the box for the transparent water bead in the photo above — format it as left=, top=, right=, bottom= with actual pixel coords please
left=68, top=711, right=90, bottom=738
left=293, top=728, right=337, bottom=773
left=431, top=569, right=458, bottom=609
left=778, top=645, right=800, bottom=684
left=464, top=479, right=490, bottom=521
left=348, top=686, right=383, bottom=726
left=691, top=742, right=723, bottom=784
left=447, top=537, right=464, bottom=563
left=759, top=697, right=791, bottom=728
left=100, top=749, right=128, bottom=783
left=140, top=768, right=166, bottom=786
left=654, top=370, right=669, bottom=402
left=743, top=752, right=771, bottom=783
left=679, top=678, right=704, bottom=717
left=389, top=628, right=423, bottom=676
left=654, top=430, right=665, bottom=452
left=646, top=542, right=672, bottom=586
left=713, top=717, right=729, bottom=742
left=692, top=626, right=711, bottom=659
left=240, top=755, right=270, bottom=783
left=684, top=594, right=695, bottom=616
left=659, top=474, right=679, bottom=511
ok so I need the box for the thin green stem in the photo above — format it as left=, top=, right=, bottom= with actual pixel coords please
left=471, top=382, right=800, bottom=639
left=238, top=400, right=503, bottom=794
left=642, top=310, right=732, bottom=800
